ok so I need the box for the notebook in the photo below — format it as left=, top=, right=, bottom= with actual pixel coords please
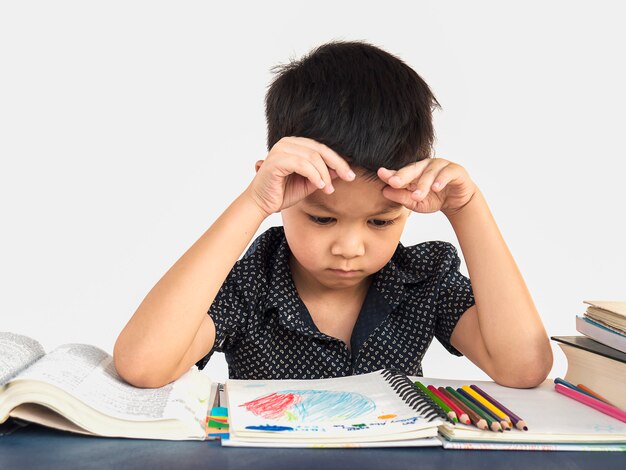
left=224, top=369, right=447, bottom=447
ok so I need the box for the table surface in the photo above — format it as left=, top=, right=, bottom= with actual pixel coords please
left=0, top=424, right=624, bottom=470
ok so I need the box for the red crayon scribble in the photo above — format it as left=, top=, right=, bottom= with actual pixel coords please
left=240, top=393, right=303, bottom=419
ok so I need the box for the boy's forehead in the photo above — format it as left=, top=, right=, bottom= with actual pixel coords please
left=304, top=176, right=403, bottom=215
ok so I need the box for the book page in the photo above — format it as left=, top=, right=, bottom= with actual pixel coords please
left=10, top=403, right=97, bottom=436
left=418, top=377, right=626, bottom=442
left=0, top=332, right=46, bottom=386
left=12, top=343, right=212, bottom=424
left=584, top=300, right=626, bottom=317
left=227, top=370, right=443, bottom=440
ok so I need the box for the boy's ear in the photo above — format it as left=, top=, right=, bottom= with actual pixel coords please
left=255, top=160, right=264, bottom=173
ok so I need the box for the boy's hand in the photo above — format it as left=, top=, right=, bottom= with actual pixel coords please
left=377, top=158, right=477, bottom=216
left=246, top=136, right=356, bottom=217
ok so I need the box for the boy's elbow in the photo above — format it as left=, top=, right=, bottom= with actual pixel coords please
left=113, top=342, right=173, bottom=389
left=493, top=349, right=553, bottom=389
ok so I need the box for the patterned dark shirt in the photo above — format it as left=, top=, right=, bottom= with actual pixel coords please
left=196, top=226, right=475, bottom=379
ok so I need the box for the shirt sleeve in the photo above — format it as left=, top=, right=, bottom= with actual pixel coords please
left=195, top=266, right=250, bottom=371
left=434, top=243, right=475, bottom=356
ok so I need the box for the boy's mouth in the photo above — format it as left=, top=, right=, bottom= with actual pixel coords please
left=328, top=268, right=361, bottom=277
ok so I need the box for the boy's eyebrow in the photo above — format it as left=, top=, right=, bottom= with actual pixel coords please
left=305, top=200, right=403, bottom=216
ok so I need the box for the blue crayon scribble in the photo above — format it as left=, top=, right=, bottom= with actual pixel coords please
left=391, top=416, right=420, bottom=425
left=243, top=389, right=376, bottom=423
left=245, top=425, right=294, bottom=432
left=285, top=390, right=375, bottom=422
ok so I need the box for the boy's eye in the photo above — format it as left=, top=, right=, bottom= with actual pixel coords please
left=369, top=219, right=395, bottom=228
left=309, top=216, right=335, bottom=225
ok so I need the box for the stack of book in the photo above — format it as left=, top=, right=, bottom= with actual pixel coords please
left=576, top=301, right=626, bottom=353
left=551, top=300, right=626, bottom=412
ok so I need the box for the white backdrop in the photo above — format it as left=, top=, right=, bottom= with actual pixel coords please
left=1, top=1, right=624, bottom=384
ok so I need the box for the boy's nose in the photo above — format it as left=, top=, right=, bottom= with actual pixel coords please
left=330, top=232, right=365, bottom=259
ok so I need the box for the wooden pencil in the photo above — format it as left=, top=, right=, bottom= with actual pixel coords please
left=452, top=388, right=503, bottom=432
left=438, top=387, right=471, bottom=425
left=461, top=385, right=512, bottom=429
left=444, top=387, right=489, bottom=431
left=470, top=384, right=528, bottom=431
left=555, top=383, right=626, bottom=423
left=458, top=388, right=510, bottom=431
left=429, top=385, right=469, bottom=424
left=577, top=383, right=615, bottom=406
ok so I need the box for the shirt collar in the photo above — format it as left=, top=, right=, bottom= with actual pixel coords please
left=371, top=248, right=424, bottom=310
left=260, top=233, right=321, bottom=336
left=259, top=227, right=425, bottom=334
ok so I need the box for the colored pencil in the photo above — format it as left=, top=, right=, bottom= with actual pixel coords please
left=445, top=386, right=493, bottom=431
left=555, top=383, right=626, bottom=423
left=457, top=387, right=511, bottom=431
left=470, top=384, right=528, bottom=431
left=554, top=377, right=600, bottom=401
left=443, top=388, right=486, bottom=430
left=554, top=378, right=616, bottom=407
left=429, top=385, right=469, bottom=424
left=457, top=388, right=504, bottom=432
left=461, top=385, right=511, bottom=430
left=414, top=381, right=457, bottom=422
left=438, top=387, right=471, bottom=425
left=576, top=383, right=614, bottom=406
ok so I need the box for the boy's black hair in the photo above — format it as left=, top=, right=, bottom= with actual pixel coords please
left=265, top=39, right=441, bottom=180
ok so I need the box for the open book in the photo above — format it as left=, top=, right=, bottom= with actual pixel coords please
left=0, top=332, right=215, bottom=440
left=223, top=371, right=626, bottom=450
left=224, top=369, right=447, bottom=448
left=418, top=377, right=626, bottom=450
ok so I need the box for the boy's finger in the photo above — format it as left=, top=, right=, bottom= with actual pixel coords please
left=412, top=161, right=451, bottom=201
left=381, top=186, right=418, bottom=211
left=287, top=156, right=329, bottom=191
left=390, top=158, right=449, bottom=191
left=377, top=167, right=397, bottom=184
left=431, top=165, right=457, bottom=192
left=290, top=137, right=356, bottom=181
left=282, top=143, right=335, bottom=193
left=307, top=152, right=336, bottom=194
left=386, top=160, right=431, bottom=188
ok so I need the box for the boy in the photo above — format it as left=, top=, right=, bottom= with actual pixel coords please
left=113, top=40, right=553, bottom=389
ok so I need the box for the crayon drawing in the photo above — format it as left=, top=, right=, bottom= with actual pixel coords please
left=240, top=390, right=375, bottom=422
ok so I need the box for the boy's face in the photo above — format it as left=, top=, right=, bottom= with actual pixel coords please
left=281, top=168, right=411, bottom=293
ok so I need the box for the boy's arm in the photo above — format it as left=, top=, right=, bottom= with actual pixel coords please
left=113, top=191, right=267, bottom=388
left=378, top=160, right=552, bottom=388
left=114, top=137, right=354, bottom=388
left=446, top=189, right=553, bottom=388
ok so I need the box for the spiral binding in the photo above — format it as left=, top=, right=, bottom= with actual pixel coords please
left=381, top=369, right=451, bottom=423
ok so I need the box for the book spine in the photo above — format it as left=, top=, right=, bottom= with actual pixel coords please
left=381, top=369, right=451, bottom=423
left=576, top=316, right=626, bottom=354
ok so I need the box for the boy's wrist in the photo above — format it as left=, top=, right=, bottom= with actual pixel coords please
left=241, top=185, right=273, bottom=221
left=442, top=188, right=485, bottom=223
